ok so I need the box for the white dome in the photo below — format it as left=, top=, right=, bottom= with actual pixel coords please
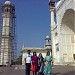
left=46, top=35, right=50, bottom=39
left=4, top=1, right=11, bottom=5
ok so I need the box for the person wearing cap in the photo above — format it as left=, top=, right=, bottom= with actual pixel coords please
left=25, top=50, right=32, bottom=75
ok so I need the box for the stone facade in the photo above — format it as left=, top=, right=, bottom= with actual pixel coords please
left=50, top=0, right=75, bottom=65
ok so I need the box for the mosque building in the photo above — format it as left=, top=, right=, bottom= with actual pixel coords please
left=49, top=0, right=75, bottom=65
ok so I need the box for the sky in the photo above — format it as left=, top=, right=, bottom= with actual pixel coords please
left=12, top=0, right=50, bottom=56
left=0, top=0, right=59, bottom=56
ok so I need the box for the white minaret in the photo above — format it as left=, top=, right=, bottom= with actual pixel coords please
left=49, top=0, right=57, bottom=64
left=45, top=35, right=51, bottom=48
left=0, top=1, right=16, bottom=66
left=45, top=35, right=52, bottom=56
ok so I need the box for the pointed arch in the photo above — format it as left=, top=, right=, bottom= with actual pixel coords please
left=60, top=9, right=75, bottom=62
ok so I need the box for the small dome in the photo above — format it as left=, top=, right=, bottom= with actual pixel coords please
left=4, top=1, right=11, bottom=5
left=46, top=35, right=51, bottom=39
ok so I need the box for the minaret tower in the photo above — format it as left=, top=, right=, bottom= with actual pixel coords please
left=0, top=0, right=16, bottom=66
left=49, top=0, right=56, bottom=64
left=45, top=35, right=52, bottom=55
left=45, top=35, right=51, bottom=48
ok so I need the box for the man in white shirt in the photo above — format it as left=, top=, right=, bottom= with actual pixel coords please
left=25, top=50, right=32, bottom=75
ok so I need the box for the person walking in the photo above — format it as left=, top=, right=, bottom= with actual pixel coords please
left=25, top=50, right=32, bottom=75
left=43, top=51, right=52, bottom=75
left=31, top=52, right=39, bottom=75
left=38, top=53, right=44, bottom=74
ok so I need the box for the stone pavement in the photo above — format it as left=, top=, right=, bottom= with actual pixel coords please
left=0, top=65, right=75, bottom=75
left=52, top=65, right=75, bottom=75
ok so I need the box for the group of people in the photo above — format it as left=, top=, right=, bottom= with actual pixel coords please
left=25, top=50, right=52, bottom=75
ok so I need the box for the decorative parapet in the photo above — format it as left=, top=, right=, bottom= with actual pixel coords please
left=21, top=47, right=47, bottom=53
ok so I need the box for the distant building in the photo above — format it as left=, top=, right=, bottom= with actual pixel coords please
left=49, top=0, right=75, bottom=65
left=21, top=36, right=51, bottom=65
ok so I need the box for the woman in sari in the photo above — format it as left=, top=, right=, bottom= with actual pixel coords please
left=31, top=52, right=38, bottom=75
left=44, top=51, right=52, bottom=75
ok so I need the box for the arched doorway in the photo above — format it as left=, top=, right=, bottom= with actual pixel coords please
left=60, top=9, right=75, bottom=62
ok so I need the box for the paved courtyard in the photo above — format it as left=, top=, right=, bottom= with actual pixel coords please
left=0, top=65, right=75, bottom=75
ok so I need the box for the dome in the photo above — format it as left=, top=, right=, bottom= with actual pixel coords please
left=46, top=35, right=51, bottom=39
left=46, top=35, right=49, bottom=38
left=4, top=1, right=12, bottom=5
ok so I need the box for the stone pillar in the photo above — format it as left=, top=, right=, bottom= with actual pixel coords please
left=49, top=5, right=57, bottom=64
left=50, top=9, right=55, bottom=27
left=51, top=32, right=57, bottom=64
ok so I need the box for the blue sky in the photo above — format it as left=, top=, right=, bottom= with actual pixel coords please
left=0, top=0, right=59, bottom=56
left=12, top=0, right=50, bottom=56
